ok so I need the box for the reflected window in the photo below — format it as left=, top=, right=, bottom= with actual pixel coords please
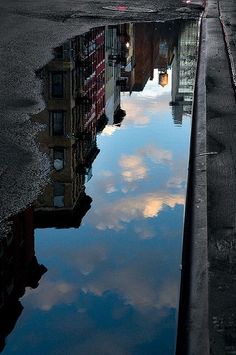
left=51, top=111, right=65, bottom=136
left=51, top=72, right=64, bottom=98
left=53, top=183, right=65, bottom=207
left=53, top=148, right=64, bottom=171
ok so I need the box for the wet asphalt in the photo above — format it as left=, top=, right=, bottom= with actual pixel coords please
left=2, top=0, right=236, bottom=354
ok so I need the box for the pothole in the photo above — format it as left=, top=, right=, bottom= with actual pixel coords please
left=102, top=6, right=156, bottom=13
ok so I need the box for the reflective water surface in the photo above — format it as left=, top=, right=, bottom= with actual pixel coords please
left=0, top=20, right=198, bottom=354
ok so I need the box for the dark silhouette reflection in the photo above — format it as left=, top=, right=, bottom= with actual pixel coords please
left=0, top=20, right=199, bottom=354
left=35, top=192, right=92, bottom=229
left=0, top=208, right=47, bottom=352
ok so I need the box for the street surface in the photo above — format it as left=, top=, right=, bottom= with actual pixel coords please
left=1, top=0, right=236, bottom=353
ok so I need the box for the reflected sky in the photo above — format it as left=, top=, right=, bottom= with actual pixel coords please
left=1, top=20, right=198, bottom=355
left=3, top=69, right=191, bottom=355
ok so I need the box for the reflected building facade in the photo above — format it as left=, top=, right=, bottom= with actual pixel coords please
left=34, top=25, right=132, bottom=228
left=123, top=20, right=198, bottom=127
left=34, top=28, right=107, bottom=228
left=122, top=22, right=177, bottom=94
left=171, top=21, right=198, bottom=125
left=105, top=24, right=132, bottom=125
left=155, top=22, right=178, bottom=89
left=132, top=23, right=157, bottom=91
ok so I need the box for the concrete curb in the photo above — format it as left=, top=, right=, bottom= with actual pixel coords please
left=176, top=11, right=209, bottom=355
left=176, top=0, right=236, bottom=353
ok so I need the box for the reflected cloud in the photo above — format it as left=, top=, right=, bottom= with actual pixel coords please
left=134, top=225, right=155, bottom=239
left=100, top=170, right=114, bottom=177
left=25, top=280, right=77, bottom=311
left=106, top=185, right=117, bottom=194
left=120, top=99, right=150, bottom=126
left=119, top=155, right=148, bottom=182
left=167, top=159, right=188, bottom=190
left=90, top=192, right=185, bottom=230
left=71, top=244, right=108, bottom=275
left=101, top=125, right=120, bottom=136
left=121, top=93, right=171, bottom=127
left=138, top=144, right=172, bottom=164
left=82, top=252, right=179, bottom=312
left=94, top=172, right=118, bottom=194
left=28, top=249, right=179, bottom=315
left=74, top=332, right=131, bottom=355
left=118, top=145, right=172, bottom=186
left=158, top=280, right=179, bottom=310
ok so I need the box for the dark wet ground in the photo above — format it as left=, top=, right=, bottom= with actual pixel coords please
left=0, top=20, right=199, bottom=354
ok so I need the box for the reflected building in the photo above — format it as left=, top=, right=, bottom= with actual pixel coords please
left=33, top=24, right=134, bottom=227
left=0, top=209, right=46, bottom=352
left=119, top=23, right=135, bottom=96
left=34, top=25, right=133, bottom=228
left=104, top=24, right=133, bottom=125
left=33, top=28, right=108, bottom=228
left=33, top=25, right=135, bottom=229
left=155, top=22, right=177, bottom=89
left=171, top=21, right=198, bottom=125
left=132, top=23, right=160, bottom=91
left=123, top=20, right=198, bottom=127
left=124, top=22, right=177, bottom=93
left=105, top=24, right=130, bottom=125
left=113, top=24, right=135, bottom=96
left=157, top=40, right=173, bottom=88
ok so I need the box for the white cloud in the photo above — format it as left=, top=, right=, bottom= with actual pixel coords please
left=118, top=145, right=172, bottom=186
left=138, top=144, right=172, bottom=164
left=90, top=192, right=185, bottom=231
left=119, top=155, right=148, bottom=182
left=101, top=125, right=120, bottom=136
left=134, top=226, right=155, bottom=240
left=82, top=251, right=179, bottom=312
left=167, top=159, right=188, bottom=190
left=25, top=280, right=76, bottom=311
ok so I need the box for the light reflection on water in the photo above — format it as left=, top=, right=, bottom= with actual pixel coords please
left=1, top=20, right=198, bottom=355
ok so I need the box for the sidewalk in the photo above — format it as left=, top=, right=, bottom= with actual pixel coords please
left=206, top=0, right=236, bottom=354
left=176, top=0, right=236, bottom=354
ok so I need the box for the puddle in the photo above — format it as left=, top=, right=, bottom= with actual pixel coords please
left=0, top=20, right=199, bottom=355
